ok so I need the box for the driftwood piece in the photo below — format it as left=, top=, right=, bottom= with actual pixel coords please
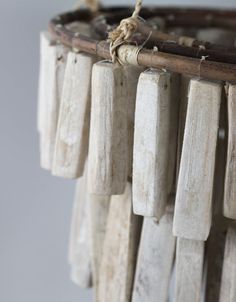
left=52, top=52, right=95, bottom=178
left=88, top=61, right=128, bottom=195
left=133, top=69, right=172, bottom=219
left=173, top=79, right=222, bottom=240
left=88, top=194, right=110, bottom=299
left=124, top=66, right=144, bottom=178
left=132, top=207, right=176, bottom=302
left=205, top=90, right=228, bottom=302
left=167, top=73, right=180, bottom=194
left=174, top=238, right=204, bottom=302
left=38, top=31, right=55, bottom=133
left=68, top=174, right=92, bottom=288
left=219, top=225, right=236, bottom=302
left=38, top=32, right=68, bottom=170
left=224, top=84, right=236, bottom=219
left=176, top=75, right=191, bottom=179
left=98, top=183, right=142, bottom=302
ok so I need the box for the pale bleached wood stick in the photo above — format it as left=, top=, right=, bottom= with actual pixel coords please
left=176, top=75, right=191, bottom=180
left=133, top=69, right=172, bottom=219
left=38, top=32, right=68, bottom=170
left=132, top=205, right=176, bottom=302
left=174, top=238, right=204, bottom=302
left=124, top=66, right=144, bottom=178
left=205, top=91, right=228, bottom=302
left=224, top=84, right=236, bottom=219
left=68, top=173, right=92, bottom=288
left=173, top=79, right=222, bottom=240
left=98, top=183, right=142, bottom=302
left=219, top=225, right=236, bottom=302
left=167, top=73, right=181, bottom=194
left=88, top=194, right=110, bottom=300
left=37, top=31, right=55, bottom=133
left=52, top=52, right=96, bottom=179
left=205, top=229, right=226, bottom=302
left=88, top=61, right=128, bottom=195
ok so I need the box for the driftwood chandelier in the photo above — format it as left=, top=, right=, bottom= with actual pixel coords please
left=38, top=0, right=236, bottom=301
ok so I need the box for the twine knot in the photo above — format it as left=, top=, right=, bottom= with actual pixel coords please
left=108, top=0, right=142, bottom=63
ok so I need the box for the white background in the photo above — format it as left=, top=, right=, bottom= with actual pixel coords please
left=0, top=0, right=236, bottom=301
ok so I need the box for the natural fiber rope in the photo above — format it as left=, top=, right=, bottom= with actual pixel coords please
left=108, top=0, right=143, bottom=64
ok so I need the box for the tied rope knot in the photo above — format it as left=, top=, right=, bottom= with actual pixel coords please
left=109, top=0, right=142, bottom=63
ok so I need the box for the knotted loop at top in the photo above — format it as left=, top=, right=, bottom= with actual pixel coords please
left=108, top=0, right=143, bottom=63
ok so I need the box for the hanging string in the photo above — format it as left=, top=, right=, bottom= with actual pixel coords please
left=109, top=0, right=143, bottom=63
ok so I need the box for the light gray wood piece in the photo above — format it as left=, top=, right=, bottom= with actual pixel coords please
left=88, top=193, right=110, bottom=300
left=98, top=183, right=142, bottom=302
left=88, top=61, right=128, bottom=195
left=173, top=79, right=222, bottom=240
left=174, top=238, right=204, bottom=302
left=132, top=207, right=176, bottom=302
left=167, top=73, right=180, bottom=194
left=52, top=52, right=95, bottom=179
left=219, top=225, right=236, bottom=302
left=224, top=84, right=236, bottom=219
left=124, top=66, right=144, bottom=178
left=133, top=69, right=172, bottom=219
left=37, top=31, right=55, bottom=133
left=68, top=174, right=92, bottom=288
left=176, top=75, right=191, bottom=179
left=38, top=32, right=68, bottom=170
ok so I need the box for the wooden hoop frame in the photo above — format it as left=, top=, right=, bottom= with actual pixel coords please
left=49, top=6, right=236, bottom=82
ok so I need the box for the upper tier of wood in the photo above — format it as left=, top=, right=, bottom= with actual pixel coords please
left=49, top=7, right=236, bottom=82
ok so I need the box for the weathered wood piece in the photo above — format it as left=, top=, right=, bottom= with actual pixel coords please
left=68, top=175, right=92, bottom=288
left=88, top=61, right=128, bottom=195
left=132, top=207, right=176, bottom=302
left=133, top=69, right=172, bottom=219
left=219, top=225, right=236, bottom=302
left=38, top=32, right=68, bottom=170
left=224, top=84, right=236, bottom=219
left=167, top=73, right=180, bottom=194
left=98, top=183, right=142, bottom=302
left=124, top=66, right=144, bottom=178
left=174, top=238, right=204, bottom=302
left=173, top=79, right=222, bottom=240
left=37, top=31, right=55, bottom=133
left=52, top=52, right=95, bottom=179
left=88, top=193, right=110, bottom=299
left=176, top=75, right=191, bottom=179
left=205, top=91, right=228, bottom=302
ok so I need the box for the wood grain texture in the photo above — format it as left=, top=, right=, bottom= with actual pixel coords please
left=174, top=238, right=204, bottom=302
left=173, top=79, right=222, bottom=240
left=132, top=207, right=176, bottom=302
left=124, top=66, right=144, bottom=178
left=38, top=32, right=68, bottom=170
left=52, top=52, right=95, bottom=179
left=224, top=84, right=236, bottom=219
left=176, top=75, right=191, bottom=179
left=219, top=225, right=236, bottom=302
left=68, top=174, right=92, bottom=288
left=98, top=183, right=142, bottom=302
left=88, top=193, right=110, bottom=299
left=88, top=61, right=128, bottom=195
left=167, top=73, right=181, bottom=194
left=133, top=69, right=172, bottom=219
left=37, top=31, right=55, bottom=133
left=205, top=90, right=228, bottom=302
